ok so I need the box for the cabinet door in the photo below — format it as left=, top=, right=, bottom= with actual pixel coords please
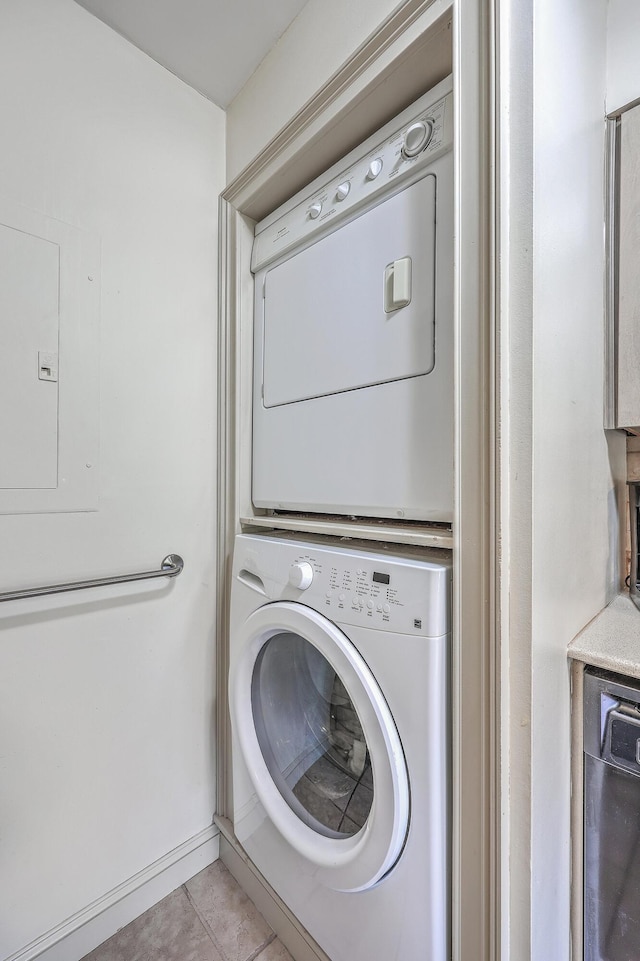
left=0, top=200, right=99, bottom=513
left=618, top=105, right=640, bottom=428
left=0, top=224, right=59, bottom=489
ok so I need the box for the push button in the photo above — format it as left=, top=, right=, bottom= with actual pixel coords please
left=366, top=158, right=383, bottom=180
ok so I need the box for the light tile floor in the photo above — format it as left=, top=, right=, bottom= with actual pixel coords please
left=81, top=861, right=294, bottom=961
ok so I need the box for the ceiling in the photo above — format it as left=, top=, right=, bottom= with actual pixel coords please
left=73, top=0, right=311, bottom=108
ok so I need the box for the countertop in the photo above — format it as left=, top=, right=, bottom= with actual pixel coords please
left=569, top=592, right=640, bottom=680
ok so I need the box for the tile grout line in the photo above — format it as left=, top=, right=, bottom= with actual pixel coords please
left=182, top=882, right=277, bottom=961
left=245, top=932, right=277, bottom=961
left=182, top=883, right=231, bottom=961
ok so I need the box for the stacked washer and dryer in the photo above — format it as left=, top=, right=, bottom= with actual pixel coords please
left=228, top=75, right=454, bottom=961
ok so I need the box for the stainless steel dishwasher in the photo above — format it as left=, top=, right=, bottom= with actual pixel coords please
left=584, top=667, right=640, bottom=961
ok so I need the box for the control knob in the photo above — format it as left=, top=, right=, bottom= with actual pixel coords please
left=308, top=202, right=323, bottom=219
left=402, top=119, right=434, bottom=158
left=289, top=562, right=314, bottom=590
left=336, top=182, right=350, bottom=201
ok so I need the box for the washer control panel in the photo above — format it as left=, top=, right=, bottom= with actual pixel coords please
left=236, top=534, right=451, bottom=638
left=252, top=81, right=452, bottom=272
left=287, top=549, right=441, bottom=635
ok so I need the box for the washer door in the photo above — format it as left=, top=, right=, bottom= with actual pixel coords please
left=230, top=602, right=409, bottom=892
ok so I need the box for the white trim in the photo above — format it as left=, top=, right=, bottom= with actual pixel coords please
left=451, top=0, right=498, bottom=956
left=5, top=826, right=219, bottom=961
left=494, top=2, right=532, bottom=960
left=241, top=515, right=453, bottom=550
left=604, top=116, right=619, bottom=429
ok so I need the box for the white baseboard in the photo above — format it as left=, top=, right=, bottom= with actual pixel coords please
left=215, top=817, right=330, bottom=961
left=5, top=825, right=220, bottom=961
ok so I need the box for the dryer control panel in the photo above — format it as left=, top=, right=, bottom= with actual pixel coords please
left=252, top=77, right=453, bottom=272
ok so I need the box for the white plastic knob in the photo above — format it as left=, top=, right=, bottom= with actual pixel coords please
left=308, top=202, right=323, bottom=219
left=289, top=562, right=314, bottom=590
left=336, top=182, right=350, bottom=201
left=366, top=158, right=383, bottom=180
left=402, top=120, right=433, bottom=158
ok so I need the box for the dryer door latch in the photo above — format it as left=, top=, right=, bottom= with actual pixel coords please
left=384, top=257, right=412, bottom=313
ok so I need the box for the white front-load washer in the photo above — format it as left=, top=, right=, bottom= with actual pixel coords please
left=229, top=532, right=451, bottom=961
left=251, top=75, right=454, bottom=523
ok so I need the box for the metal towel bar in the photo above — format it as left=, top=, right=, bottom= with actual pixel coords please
left=0, top=554, right=184, bottom=603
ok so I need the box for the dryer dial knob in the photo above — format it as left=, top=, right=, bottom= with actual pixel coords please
left=402, top=120, right=433, bottom=158
left=308, top=202, right=323, bottom=220
left=289, top=562, right=314, bottom=590
left=336, top=182, right=350, bottom=201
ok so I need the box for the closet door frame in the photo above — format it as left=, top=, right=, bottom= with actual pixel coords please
left=216, top=3, right=500, bottom=960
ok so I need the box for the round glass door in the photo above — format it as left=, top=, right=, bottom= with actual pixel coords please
left=230, top=602, right=410, bottom=892
left=252, top=631, right=374, bottom=839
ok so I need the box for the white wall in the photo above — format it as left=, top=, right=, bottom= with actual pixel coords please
left=0, top=2, right=224, bottom=958
left=225, top=0, right=401, bottom=180
left=529, top=0, right=624, bottom=958
left=607, top=0, right=640, bottom=112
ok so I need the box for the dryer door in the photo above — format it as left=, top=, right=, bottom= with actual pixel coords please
left=261, top=173, right=436, bottom=408
left=229, top=602, right=410, bottom=892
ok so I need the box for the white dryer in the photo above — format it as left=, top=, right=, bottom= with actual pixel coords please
left=229, top=532, right=451, bottom=961
left=251, top=76, right=453, bottom=523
